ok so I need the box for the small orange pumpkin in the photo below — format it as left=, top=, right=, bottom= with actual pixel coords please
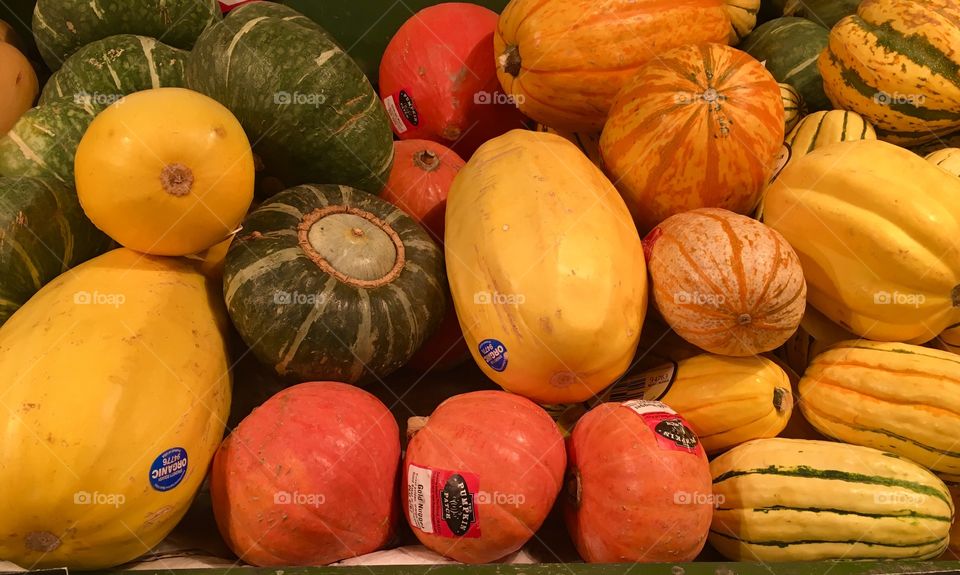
left=601, top=43, right=784, bottom=234
left=643, top=208, right=806, bottom=356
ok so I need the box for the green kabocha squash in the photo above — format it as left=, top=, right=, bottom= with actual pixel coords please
left=741, top=18, right=830, bottom=111
left=0, top=100, right=99, bottom=183
left=223, top=184, right=446, bottom=383
left=31, top=0, right=219, bottom=70
left=186, top=2, right=394, bottom=194
left=0, top=177, right=113, bottom=325
left=784, top=0, right=860, bottom=29
left=39, top=35, right=187, bottom=105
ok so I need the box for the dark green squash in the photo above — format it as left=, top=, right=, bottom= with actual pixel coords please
left=0, top=100, right=99, bottom=184
left=741, top=18, right=831, bottom=112
left=39, top=34, right=188, bottom=105
left=0, top=177, right=114, bottom=325
left=185, top=2, right=394, bottom=194
left=783, top=0, right=860, bottom=29
left=31, top=0, right=219, bottom=70
left=223, top=184, right=446, bottom=384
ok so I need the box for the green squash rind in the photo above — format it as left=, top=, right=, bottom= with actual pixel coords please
left=0, top=100, right=101, bottom=183
left=31, top=0, right=220, bottom=70
left=742, top=18, right=831, bottom=112
left=185, top=2, right=395, bottom=194
left=0, top=177, right=114, bottom=326
left=39, top=34, right=188, bottom=105
left=223, top=184, right=446, bottom=384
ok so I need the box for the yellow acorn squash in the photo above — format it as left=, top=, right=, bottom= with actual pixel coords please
left=761, top=139, right=960, bottom=343
left=75, top=87, right=254, bottom=256
left=0, top=42, right=38, bottom=135
left=445, top=129, right=647, bottom=404
left=0, top=248, right=231, bottom=569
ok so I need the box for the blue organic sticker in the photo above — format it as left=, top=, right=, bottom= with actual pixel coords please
left=478, top=339, right=508, bottom=372
left=150, top=447, right=189, bottom=492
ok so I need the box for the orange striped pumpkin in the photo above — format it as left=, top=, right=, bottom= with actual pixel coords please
left=494, top=0, right=730, bottom=132
left=601, top=43, right=784, bottom=234
left=643, top=208, right=807, bottom=357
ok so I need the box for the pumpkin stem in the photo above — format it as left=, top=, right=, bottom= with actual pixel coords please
left=413, top=150, right=441, bottom=172
left=952, top=284, right=960, bottom=307
left=25, top=531, right=61, bottom=552
left=736, top=313, right=752, bottom=325
left=406, top=416, right=429, bottom=443
left=351, top=227, right=365, bottom=238
left=160, top=163, right=194, bottom=197
left=773, top=387, right=790, bottom=414
left=501, top=44, right=522, bottom=77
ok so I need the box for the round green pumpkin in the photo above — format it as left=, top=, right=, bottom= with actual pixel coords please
left=32, top=0, right=219, bottom=70
left=783, top=0, right=860, bottom=29
left=0, top=177, right=114, bottom=325
left=224, top=184, right=447, bottom=384
left=741, top=17, right=831, bottom=112
left=0, top=99, right=100, bottom=183
left=39, top=34, right=188, bottom=105
left=185, top=2, right=395, bottom=194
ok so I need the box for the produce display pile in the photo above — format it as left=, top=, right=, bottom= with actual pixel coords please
left=1, top=0, right=960, bottom=570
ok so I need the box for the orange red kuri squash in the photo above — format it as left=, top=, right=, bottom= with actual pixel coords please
left=601, top=43, right=784, bottom=234
left=643, top=208, right=807, bottom=356
left=381, top=140, right=469, bottom=372
left=380, top=3, right=528, bottom=158
left=565, top=400, right=712, bottom=562
left=494, top=0, right=730, bottom=132
left=212, top=382, right=400, bottom=566
left=404, top=391, right=566, bottom=563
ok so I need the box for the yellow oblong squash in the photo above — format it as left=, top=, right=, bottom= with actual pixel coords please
left=711, top=438, right=953, bottom=561
left=761, top=139, right=960, bottom=343
left=0, top=248, right=231, bottom=570
left=784, top=110, right=876, bottom=167
left=445, top=129, right=647, bottom=404
left=599, top=354, right=793, bottom=454
left=800, top=340, right=960, bottom=480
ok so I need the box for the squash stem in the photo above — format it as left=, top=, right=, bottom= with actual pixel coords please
left=413, top=150, right=441, bottom=172
left=160, top=163, right=194, bottom=197
left=501, top=44, right=522, bottom=77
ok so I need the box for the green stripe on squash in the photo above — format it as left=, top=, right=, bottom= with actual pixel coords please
left=718, top=505, right=952, bottom=522
left=709, top=530, right=948, bottom=549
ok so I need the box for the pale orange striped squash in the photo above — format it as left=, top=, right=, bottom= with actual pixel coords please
left=600, top=43, right=784, bottom=234
left=643, top=208, right=807, bottom=357
left=494, top=0, right=730, bottom=132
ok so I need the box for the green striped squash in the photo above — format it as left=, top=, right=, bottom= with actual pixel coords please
left=31, top=0, right=219, bottom=70
left=185, top=2, right=394, bottom=194
left=818, top=0, right=960, bottom=145
left=780, top=83, right=804, bottom=133
left=800, top=341, right=960, bottom=481
left=711, top=438, right=953, bottom=561
left=39, top=35, right=187, bottom=105
left=0, top=177, right=114, bottom=325
left=223, top=184, right=446, bottom=384
left=726, top=0, right=760, bottom=45
left=784, top=110, right=876, bottom=167
left=0, top=100, right=100, bottom=183
left=927, top=148, right=960, bottom=177
left=783, top=0, right=860, bottom=29
left=741, top=18, right=830, bottom=112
